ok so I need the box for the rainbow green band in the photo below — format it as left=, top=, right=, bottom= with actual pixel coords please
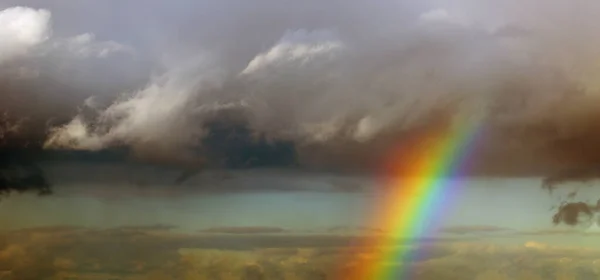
left=339, top=112, right=484, bottom=280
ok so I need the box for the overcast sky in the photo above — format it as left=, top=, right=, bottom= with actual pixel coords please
left=1, top=0, right=600, bottom=177
left=4, top=0, right=600, bottom=238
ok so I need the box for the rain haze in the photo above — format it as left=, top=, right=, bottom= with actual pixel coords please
left=3, top=0, right=600, bottom=279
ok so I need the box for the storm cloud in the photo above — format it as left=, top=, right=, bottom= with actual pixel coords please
left=2, top=0, right=600, bottom=183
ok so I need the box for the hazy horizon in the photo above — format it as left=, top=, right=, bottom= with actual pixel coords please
left=0, top=162, right=593, bottom=234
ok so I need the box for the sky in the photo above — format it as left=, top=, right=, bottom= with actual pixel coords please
left=9, top=2, right=600, bottom=279
left=2, top=0, right=600, bottom=177
left=0, top=163, right=594, bottom=233
left=3, top=0, right=600, bottom=249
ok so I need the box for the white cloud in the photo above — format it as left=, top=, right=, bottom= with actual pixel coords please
left=418, top=8, right=471, bottom=27
left=420, top=9, right=452, bottom=22
left=0, top=6, right=135, bottom=68
left=44, top=116, right=104, bottom=151
left=51, top=33, right=134, bottom=58
left=240, top=29, right=344, bottom=75
left=45, top=54, right=226, bottom=156
left=0, top=6, right=51, bottom=62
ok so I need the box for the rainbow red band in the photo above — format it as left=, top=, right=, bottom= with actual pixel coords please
left=338, top=112, right=484, bottom=280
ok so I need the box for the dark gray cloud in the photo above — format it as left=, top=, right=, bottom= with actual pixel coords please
left=437, top=225, right=514, bottom=235
left=109, top=224, right=178, bottom=232
left=3, top=226, right=465, bottom=251
left=326, top=226, right=384, bottom=234
left=41, top=163, right=374, bottom=195
left=551, top=200, right=600, bottom=226
left=518, top=228, right=583, bottom=236
left=4, top=0, right=600, bottom=189
left=199, top=226, right=288, bottom=235
left=11, top=225, right=85, bottom=234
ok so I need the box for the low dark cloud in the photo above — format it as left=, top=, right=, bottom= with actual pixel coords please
left=3, top=226, right=465, bottom=252
left=109, top=224, right=178, bottom=232
left=199, top=226, right=288, bottom=235
left=519, top=228, right=584, bottom=236
left=551, top=200, right=600, bottom=226
left=326, top=226, right=385, bottom=234
left=12, top=225, right=85, bottom=234
left=437, top=225, right=514, bottom=235
left=10, top=224, right=600, bottom=279
left=0, top=113, right=51, bottom=196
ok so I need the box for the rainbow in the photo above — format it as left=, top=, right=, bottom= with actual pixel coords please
left=339, top=111, right=485, bottom=280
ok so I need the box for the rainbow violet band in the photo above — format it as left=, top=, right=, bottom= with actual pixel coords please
left=337, top=112, right=484, bottom=280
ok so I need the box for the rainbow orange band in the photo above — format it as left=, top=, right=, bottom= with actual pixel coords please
left=339, top=112, right=484, bottom=280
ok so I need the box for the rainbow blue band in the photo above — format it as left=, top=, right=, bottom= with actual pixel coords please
left=338, top=112, right=484, bottom=280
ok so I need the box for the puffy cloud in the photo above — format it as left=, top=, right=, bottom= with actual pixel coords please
left=50, top=33, right=134, bottom=58
left=0, top=6, right=133, bottom=64
left=418, top=8, right=471, bottom=27
left=240, top=29, right=344, bottom=76
left=0, top=6, right=50, bottom=62
left=44, top=54, right=224, bottom=157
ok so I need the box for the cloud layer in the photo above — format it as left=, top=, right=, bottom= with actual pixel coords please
left=3, top=224, right=600, bottom=279
left=3, top=1, right=600, bottom=183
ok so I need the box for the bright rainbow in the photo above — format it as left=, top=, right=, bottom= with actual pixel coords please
left=339, top=111, right=485, bottom=280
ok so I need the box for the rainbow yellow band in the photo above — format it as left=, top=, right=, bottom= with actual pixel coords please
left=338, top=112, right=484, bottom=280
